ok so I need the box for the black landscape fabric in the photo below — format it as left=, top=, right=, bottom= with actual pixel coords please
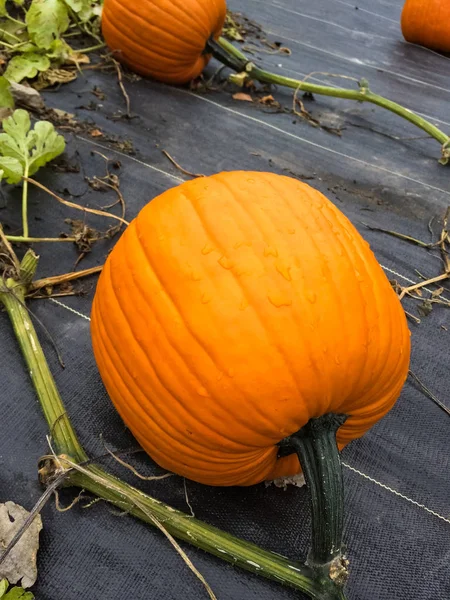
left=1, top=1, right=449, bottom=599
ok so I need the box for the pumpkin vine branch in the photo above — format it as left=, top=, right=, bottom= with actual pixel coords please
left=205, top=37, right=450, bottom=165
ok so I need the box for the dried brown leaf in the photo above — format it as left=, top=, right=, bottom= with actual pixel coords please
left=232, top=92, right=253, bottom=102
left=0, top=502, right=42, bottom=588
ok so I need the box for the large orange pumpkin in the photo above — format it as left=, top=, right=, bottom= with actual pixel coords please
left=101, top=0, right=227, bottom=84
left=401, top=0, right=450, bottom=53
left=91, top=171, right=410, bottom=487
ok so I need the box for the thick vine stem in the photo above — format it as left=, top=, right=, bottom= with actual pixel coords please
left=204, top=37, right=450, bottom=157
left=0, top=252, right=347, bottom=600
left=279, top=414, right=349, bottom=586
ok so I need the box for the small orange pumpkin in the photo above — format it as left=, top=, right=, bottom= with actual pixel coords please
left=401, top=0, right=450, bottom=53
left=91, top=171, right=410, bottom=487
left=101, top=0, right=227, bottom=84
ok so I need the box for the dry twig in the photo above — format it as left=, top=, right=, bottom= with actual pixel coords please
left=104, top=445, right=174, bottom=482
left=30, top=265, right=103, bottom=293
left=112, top=58, right=131, bottom=118
left=409, top=370, right=450, bottom=417
left=162, top=150, right=205, bottom=178
left=25, top=177, right=129, bottom=226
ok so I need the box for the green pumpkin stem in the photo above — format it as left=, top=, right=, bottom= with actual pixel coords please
left=204, top=37, right=450, bottom=163
left=279, top=414, right=349, bottom=585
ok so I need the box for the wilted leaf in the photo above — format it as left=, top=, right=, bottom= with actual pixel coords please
left=232, top=92, right=253, bottom=102
left=4, top=54, right=51, bottom=83
left=0, top=502, right=43, bottom=588
left=417, top=299, right=433, bottom=317
left=34, top=67, right=77, bottom=90
left=259, top=94, right=281, bottom=108
left=431, top=287, right=444, bottom=298
left=26, top=0, right=70, bottom=49
left=89, top=128, right=103, bottom=137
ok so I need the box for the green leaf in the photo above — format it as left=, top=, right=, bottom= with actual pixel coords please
left=0, top=109, right=65, bottom=184
left=0, top=0, right=24, bottom=14
left=2, top=587, right=34, bottom=600
left=29, top=121, right=66, bottom=175
left=0, top=77, right=14, bottom=109
left=0, top=157, right=24, bottom=183
left=25, top=0, right=70, bottom=49
left=0, top=109, right=31, bottom=160
left=4, top=53, right=51, bottom=83
left=0, top=580, right=34, bottom=600
left=63, top=0, right=101, bottom=21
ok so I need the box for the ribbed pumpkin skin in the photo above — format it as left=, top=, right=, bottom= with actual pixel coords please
left=401, top=0, right=450, bottom=53
left=101, top=0, right=226, bottom=84
left=91, top=171, right=411, bottom=487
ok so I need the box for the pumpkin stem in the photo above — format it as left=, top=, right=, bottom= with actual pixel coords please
left=206, top=37, right=450, bottom=161
left=204, top=36, right=249, bottom=73
left=279, top=414, right=349, bottom=585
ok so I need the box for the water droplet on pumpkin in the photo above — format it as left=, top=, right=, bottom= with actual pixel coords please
left=197, top=386, right=209, bottom=397
left=201, top=244, right=214, bottom=255
left=201, top=292, right=211, bottom=304
left=227, top=368, right=235, bottom=378
left=268, top=292, right=292, bottom=308
left=306, top=291, right=317, bottom=304
left=218, top=256, right=234, bottom=269
left=288, top=228, right=296, bottom=234
left=191, top=272, right=202, bottom=281
left=234, top=240, right=252, bottom=249
left=247, top=178, right=255, bottom=184
left=334, top=355, right=341, bottom=365
left=336, top=246, right=344, bottom=256
left=264, top=246, right=278, bottom=258
left=275, top=262, right=292, bottom=282
left=355, top=270, right=365, bottom=283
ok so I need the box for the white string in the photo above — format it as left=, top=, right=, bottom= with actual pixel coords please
left=49, top=298, right=91, bottom=321
left=265, top=30, right=450, bottom=94
left=174, top=89, right=450, bottom=198
left=75, top=136, right=185, bottom=183
left=247, top=0, right=394, bottom=41
left=343, top=462, right=450, bottom=525
left=331, top=0, right=399, bottom=24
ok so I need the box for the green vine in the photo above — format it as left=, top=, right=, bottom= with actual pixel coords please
left=204, top=37, right=450, bottom=164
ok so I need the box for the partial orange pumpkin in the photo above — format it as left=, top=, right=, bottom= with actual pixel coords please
left=101, top=0, right=227, bottom=84
left=401, top=0, right=450, bottom=53
left=91, top=171, right=411, bottom=487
